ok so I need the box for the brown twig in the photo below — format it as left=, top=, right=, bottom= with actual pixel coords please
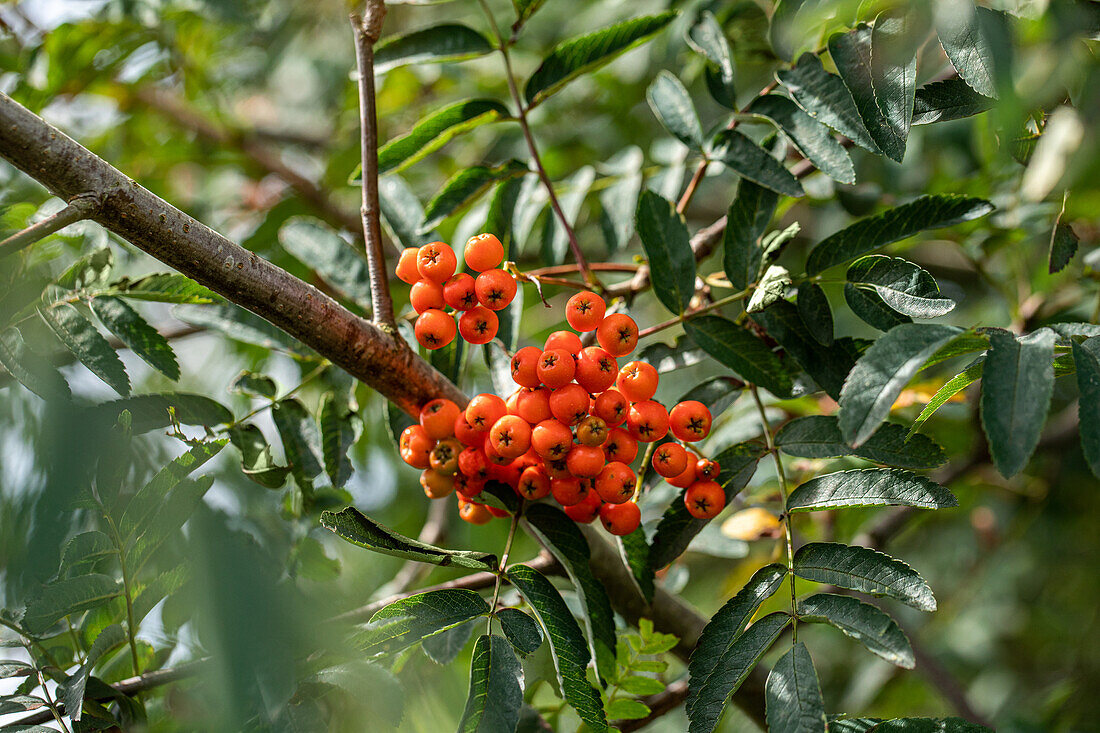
left=0, top=193, right=99, bottom=258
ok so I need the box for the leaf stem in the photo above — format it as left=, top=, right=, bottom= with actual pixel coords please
left=0, top=193, right=99, bottom=260
left=676, top=159, right=708, bottom=214
left=103, top=512, right=142, bottom=676
left=635, top=440, right=658, bottom=497
left=636, top=288, right=751, bottom=339
left=37, top=666, right=71, bottom=733
left=487, top=507, right=522, bottom=633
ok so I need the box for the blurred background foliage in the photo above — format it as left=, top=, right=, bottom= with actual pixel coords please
left=0, top=0, right=1098, bottom=730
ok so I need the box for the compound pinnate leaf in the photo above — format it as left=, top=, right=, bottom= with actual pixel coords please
left=63, top=623, right=126, bottom=722
left=647, top=71, right=704, bottom=149
left=798, top=593, right=914, bottom=668
left=1073, top=337, right=1100, bottom=478
left=379, top=99, right=510, bottom=174
left=458, top=634, right=524, bottom=733
left=89, top=392, right=233, bottom=434
left=685, top=315, right=793, bottom=398
left=103, top=272, right=218, bottom=304
left=911, top=77, right=995, bottom=126
left=846, top=256, right=956, bottom=318
left=787, top=468, right=957, bottom=513
left=748, top=94, right=855, bottom=184
left=709, top=129, right=804, bottom=198
left=421, top=161, right=529, bottom=233
left=374, top=24, right=493, bottom=73
left=794, top=542, right=936, bottom=611
left=90, top=296, right=180, bottom=380
left=777, top=53, right=882, bottom=157
left=828, top=24, right=907, bottom=162
left=777, top=415, right=945, bottom=469
left=38, top=302, right=129, bottom=396
left=22, top=574, right=121, bottom=634
left=357, top=589, right=490, bottom=656
left=765, top=642, right=827, bottom=733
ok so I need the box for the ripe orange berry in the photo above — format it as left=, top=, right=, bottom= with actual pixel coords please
left=515, top=388, right=552, bottom=424
left=696, top=458, right=720, bottom=480
left=396, top=247, right=421, bottom=284
left=455, top=412, right=483, bottom=447
left=491, top=458, right=523, bottom=488
left=531, top=419, right=573, bottom=459
left=544, top=330, right=583, bottom=353
left=551, top=476, right=588, bottom=506
left=455, top=473, right=485, bottom=499
left=536, top=349, right=576, bottom=389
left=616, top=361, right=659, bottom=403
left=544, top=456, right=571, bottom=479
left=667, top=460, right=697, bottom=489
left=511, top=346, right=543, bottom=388
left=670, top=401, right=713, bottom=442
left=516, top=465, right=551, bottom=500
left=421, top=469, right=455, bottom=499
left=464, top=233, right=505, bottom=272
left=458, top=498, right=493, bottom=525
left=458, top=306, right=498, bottom=345
left=420, top=398, right=460, bottom=440
left=417, top=242, right=457, bottom=283
left=474, top=269, right=517, bottom=311
left=566, top=291, right=607, bottom=332
left=429, top=438, right=462, bottom=475
left=563, top=491, right=603, bottom=523
left=575, top=346, right=618, bottom=394
left=626, top=400, right=670, bottom=443
left=489, top=415, right=532, bottom=459
left=596, top=313, right=639, bottom=357
left=415, top=309, right=456, bottom=350
left=593, top=389, right=628, bottom=427
left=603, top=427, right=638, bottom=464
left=410, top=279, right=445, bottom=314
left=652, top=442, right=689, bottom=478
left=575, top=415, right=608, bottom=447
left=549, top=383, right=590, bottom=426
left=458, top=447, right=490, bottom=483
left=566, top=444, right=606, bottom=478
left=443, top=273, right=479, bottom=311
left=595, top=461, right=636, bottom=504
left=599, top=501, right=641, bottom=535
left=466, top=393, right=508, bottom=432
left=399, top=425, right=433, bottom=469
left=684, top=480, right=725, bottom=519
left=483, top=438, right=512, bottom=467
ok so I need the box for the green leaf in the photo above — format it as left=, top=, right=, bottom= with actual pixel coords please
left=687, top=612, right=791, bottom=733
left=1049, top=222, right=1079, bottom=274
left=58, top=247, right=113, bottom=291
left=765, top=642, right=827, bottom=733
left=420, top=160, right=529, bottom=233
left=911, top=78, right=995, bottom=126
left=89, top=392, right=233, bottom=433
left=422, top=620, right=475, bottom=665
left=797, top=282, right=833, bottom=346
left=798, top=593, right=914, bottom=668
left=677, top=376, right=744, bottom=419
left=62, top=623, right=126, bottom=721
left=278, top=217, right=372, bottom=306
left=598, top=147, right=644, bottom=253
left=0, top=327, right=71, bottom=400
left=374, top=24, right=494, bottom=73
left=787, top=468, right=957, bottom=513
left=379, top=99, right=510, bottom=175
left=844, top=283, right=911, bottom=332
left=322, top=506, right=497, bottom=570
left=748, top=94, right=855, bottom=184
left=908, top=356, right=984, bottom=437
left=231, top=371, right=277, bottom=399
left=618, top=528, right=655, bottom=604
left=807, top=195, right=994, bottom=276
left=272, top=397, right=325, bottom=485
left=131, top=564, right=190, bottom=622
left=22, top=574, right=120, bottom=634
left=59, top=530, right=117, bottom=578
left=507, top=564, right=607, bottom=732
left=357, top=589, right=490, bottom=656
left=794, top=542, right=936, bottom=611
left=980, top=328, right=1055, bottom=478
left=320, top=393, right=358, bottom=488
left=686, top=564, right=787, bottom=722
left=38, top=303, right=129, bottom=396
left=102, top=273, right=218, bottom=304
left=0, top=695, right=45, bottom=715
left=833, top=718, right=884, bottom=733
left=497, top=607, right=542, bottom=655
left=646, top=71, right=703, bottom=149
left=458, top=634, right=524, bottom=733
left=1073, top=337, right=1100, bottom=478
left=484, top=175, right=525, bottom=257
left=523, top=504, right=616, bottom=684
left=685, top=315, right=793, bottom=398
left=935, top=2, right=1005, bottom=98
left=869, top=717, right=993, bottom=732
left=752, top=301, right=860, bottom=400
left=618, top=675, right=665, bottom=696
left=606, top=698, right=651, bottom=720
left=847, top=256, right=955, bottom=318
left=310, top=661, right=404, bottom=727
left=775, top=415, right=946, bottom=470
left=119, top=440, right=226, bottom=539
left=827, top=24, right=906, bottom=162
left=777, top=53, right=882, bottom=157
left=838, top=323, right=962, bottom=445
left=723, top=179, right=778, bottom=291
left=708, top=129, right=803, bottom=198
left=174, top=303, right=310, bottom=354
left=379, top=174, right=437, bottom=249
left=127, top=475, right=215, bottom=571
left=636, top=190, right=696, bottom=314
left=686, top=12, right=736, bottom=109
left=90, top=296, right=179, bottom=381
left=746, top=265, right=791, bottom=313
left=523, top=12, right=677, bottom=106
left=512, top=0, right=548, bottom=28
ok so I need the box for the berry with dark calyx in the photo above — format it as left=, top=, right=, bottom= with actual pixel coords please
left=684, top=480, right=725, bottom=519
left=563, top=491, right=602, bottom=523
left=575, top=346, right=618, bottom=394
left=458, top=446, right=490, bottom=483
left=599, top=501, right=641, bottom=535
left=544, top=456, right=571, bottom=479
left=465, top=393, right=508, bottom=432
left=410, top=279, right=445, bottom=314
left=596, top=313, right=639, bottom=357
left=514, top=388, right=553, bottom=424
left=399, top=425, right=433, bottom=469
left=458, top=306, right=498, bottom=345
left=670, top=400, right=713, bottom=442
left=420, top=398, right=460, bottom=440
left=474, top=268, right=517, bottom=311
left=483, top=439, right=512, bottom=466
left=651, top=442, right=689, bottom=478
left=544, top=330, right=584, bottom=354
left=455, top=473, right=485, bottom=499
left=536, top=348, right=576, bottom=388
left=455, top=413, right=483, bottom=447
left=415, top=309, right=456, bottom=350
left=429, top=438, right=462, bottom=475
left=458, top=498, right=493, bottom=525
left=696, top=458, right=720, bottom=480
left=396, top=247, right=421, bottom=284
left=516, top=465, right=551, bottom=500
left=575, top=415, right=608, bottom=447
left=464, top=233, right=504, bottom=272
left=566, top=291, right=607, bottom=332
left=549, top=383, right=590, bottom=426
left=593, top=389, right=628, bottom=427
left=443, top=273, right=479, bottom=311
left=551, top=476, right=588, bottom=506
left=595, top=461, right=636, bottom=504
left=566, top=444, right=605, bottom=478
left=421, top=469, right=455, bottom=499
left=511, top=346, right=543, bottom=388
left=417, top=242, right=457, bottom=283
left=626, top=400, right=670, bottom=443
left=603, top=427, right=638, bottom=464
left=616, top=361, right=659, bottom=403
left=488, top=414, right=532, bottom=459
left=531, top=419, right=573, bottom=459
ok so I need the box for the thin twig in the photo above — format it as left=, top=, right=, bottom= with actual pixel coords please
left=487, top=508, right=522, bottom=632
left=636, top=288, right=751, bottom=339
left=0, top=193, right=98, bottom=258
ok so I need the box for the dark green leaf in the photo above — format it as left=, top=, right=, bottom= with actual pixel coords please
left=765, top=642, right=827, bottom=733
left=832, top=719, right=884, bottom=733
left=0, top=660, right=33, bottom=679
left=379, top=99, right=510, bottom=174
left=775, top=415, right=946, bottom=470
left=709, top=129, right=804, bottom=198
left=420, top=160, right=529, bottom=233
left=646, top=71, right=703, bottom=149
left=754, top=302, right=865, bottom=400
left=1073, top=337, right=1100, bottom=478
left=797, top=282, right=833, bottom=346
left=90, top=297, right=180, bottom=380
left=422, top=620, right=475, bottom=665
left=805, top=194, right=994, bottom=276
left=231, top=371, right=277, bottom=399
left=912, top=78, right=995, bottom=126
left=63, top=624, right=126, bottom=722
left=320, top=393, right=358, bottom=488
left=374, top=24, right=494, bottom=73
left=272, top=397, right=325, bottom=485
left=844, top=283, right=912, bottom=332
left=685, top=315, right=793, bottom=398
left=498, top=608, right=542, bottom=655
left=506, top=564, right=607, bottom=732
left=0, top=327, right=71, bottom=400
left=59, top=531, right=116, bottom=578
left=278, top=217, right=372, bottom=306
left=980, top=328, right=1055, bottom=477
left=869, top=717, right=993, bottom=732
left=637, top=337, right=707, bottom=373
left=936, top=2, right=1006, bottom=98
left=748, top=94, right=855, bottom=184
left=787, top=468, right=957, bottom=513
left=723, top=179, right=778, bottom=291
left=22, top=574, right=120, bottom=634
left=827, top=24, right=906, bottom=162
left=458, top=634, right=524, bottom=733
left=484, top=175, right=526, bottom=258
left=618, top=528, right=655, bottom=604
left=57, top=247, right=113, bottom=291
left=908, top=356, right=984, bottom=437
left=677, top=376, right=743, bottom=419
left=102, top=273, right=218, bottom=304
left=847, top=256, right=955, bottom=318
left=686, top=12, right=736, bottom=109
left=1049, top=222, right=1078, bottom=274
left=871, top=9, right=921, bottom=141
left=523, top=12, right=677, bottom=106
left=746, top=265, right=791, bottom=313
left=321, top=506, right=497, bottom=570
left=0, top=695, right=45, bottom=715
left=794, top=542, right=936, bottom=611
left=38, top=303, right=129, bottom=396
left=512, top=0, right=548, bottom=28
left=358, top=589, right=490, bottom=656
left=798, top=593, right=914, bottom=668
left=838, top=323, right=963, bottom=445
left=89, top=392, right=233, bottom=433
left=636, top=190, right=696, bottom=314
left=119, top=440, right=225, bottom=539
left=777, top=53, right=882, bottom=157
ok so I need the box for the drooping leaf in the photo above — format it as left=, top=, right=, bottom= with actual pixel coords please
left=723, top=179, right=778, bottom=291
left=497, top=607, right=543, bottom=655
left=88, top=392, right=233, bottom=433
left=272, top=397, right=325, bottom=485
left=751, top=300, right=860, bottom=400
left=357, top=589, right=491, bottom=656
left=797, top=282, right=833, bottom=346
left=775, top=415, right=946, bottom=470
left=794, top=542, right=936, bottom=611
left=119, top=440, right=225, bottom=539
left=102, top=273, right=219, bottom=304
left=506, top=564, right=607, bottom=732
left=746, top=265, right=791, bottom=313
left=708, top=129, right=804, bottom=198
left=777, top=53, right=882, bottom=156
left=647, top=71, right=704, bottom=149
left=838, top=323, right=963, bottom=445
left=321, top=506, right=497, bottom=570
left=798, top=593, right=914, bottom=668
left=911, top=77, right=995, bottom=125
left=935, top=1, right=1005, bottom=98
left=685, top=315, right=793, bottom=398
left=980, top=328, right=1055, bottom=478
left=1073, top=337, right=1100, bottom=478
left=787, top=468, right=957, bottom=513
left=379, top=99, right=510, bottom=174
left=845, top=283, right=912, bottom=332
left=523, top=12, right=678, bottom=106
left=1048, top=222, right=1079, bottom=274
left=748, top=94, right=855, bottom=184
left=422, top=620, right=475, bottom=665
left=22, top=574, right=120, bottom=634
left=59, top=531, right=116, bottom=578
left=320, top=392, right=358, bottom=488
left=686, top=11, right=736, bottom=109
left=765, top=642, right=827, bottom=733
left=827, top=24, right=907, bottom=162
left=62, top=624, right=126, bottom=721
left=908, top=356, right=984, bottom=437
left=805, top=195, right=994, bottom=276
left=420, top=160, right=529, bottom=233
left=635, top=190, right=696, bottom=314
left=618, top=528, right=655, bottom=604
left=374, top=24, right=494, bottom=73
left=847, top=256, right=955, bottom=318
left=90, top=296, right=180, bottom=380
left=38, top=303, right=130, bottom=396
left=0, top=327, right=71, bottom=400
left=458, top=634, right=525, bottom=733
left=278, top=217, right=372, bottom=306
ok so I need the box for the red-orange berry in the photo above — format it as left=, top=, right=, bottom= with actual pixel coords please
left=575, top=415, right=608, bottom=447
left=420, top=469, right=455, bottom=499
left=464, top=233, right=505, bottom=272
left=536, top=349, right=576, bottom=389
left=455, top=413, right=483, bottom=447
left=616, top=361, right=659, bottom=403
left=417, top=242, right=457, bottom=283
left=410, top=279, right=445, bottom=314
left=652, top=442, right=689, bottom=478
left=593, top=389, right=628, bottom=427
left=516, top=465, right=551, bottom=500
left=474, top=269, right=517, bottom=311
left=531, top=419, right=573, bottom=459
left=415, top=309, right=456, bottom=350
left=485, top=504, right=510, bottom=518
left=420, top=398, right=460, bottom=440
left=544, top=330, right=583, bottom=353
left=515, top=388, right=552, bottom=424
left=399, top=424, right=433, bottom=469
left=566, top=444, right=606, bottom=478
left=670, top=401, right=713, bottom=442
left=455, top=473, right=485, bottom=499
left=566, top=291, right=607, bottom=332
left=396, top=247, right=421, bottom=284
left=695, top=458, right=720, bottom=480
left=429, top=438, right=462, bottom=475
left=626, top=400, right=670, bottom=443
left=483, top=438, right=512, bottom=467
left=491, top=458, right=523, bottom=488
left=599, top=501, right=641, bottom=535
left=595, top=461, right=636, bottom=504
left=563, top=490, right=603, bottom=523
left=466, top=393, right=508, bottom=432
left=544, top=456, right=571, bottom=479
left=603, top=427, right=638, bottom=464
left=511, top=346, right=543, bottom=388
left=458, top=306, right=498, bottom=345
left=551, top=476, right=588, bottom=506
left=596, top=313, right=639, bottom=357
left=489, top=415, right=532, bottom=459
left=684, top=480, right=725, bottom=519
left=458, top=447, right=491, bottom=483
left=458, top=498, right=493, bottom=525
left=549, top=383, right=590, bottom=426
left=575, top=346, right=618, bottom=394
left=667, top=460, right=697, bottom=488
left=443, top=273, right=479, bottom=311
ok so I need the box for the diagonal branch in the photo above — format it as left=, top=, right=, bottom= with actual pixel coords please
left=0, top=192, right=99, bottom=259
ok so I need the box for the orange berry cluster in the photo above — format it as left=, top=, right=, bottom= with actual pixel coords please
left=396, top=234, right=517, bottom=349
left=396, top=242, right=727, bottom=535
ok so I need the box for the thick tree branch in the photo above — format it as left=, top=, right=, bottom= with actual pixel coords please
left=0, top=193, right=99, bottom=258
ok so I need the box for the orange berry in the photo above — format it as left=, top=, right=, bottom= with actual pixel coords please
left=575, top=415, right=608, bottom=447
left=696, top=458, right=720, bottom=480
left=603, top=427, right=638, bottom=464
left=415, top=309, right=456, bottom=350
left=410, top=279, right=445, bottom=314
left=575, top=346, right=618, bottom=394
left=517, top=465, right=551, bottom=500
left=396, top=247, right=421, bottom=284
left=458, top=306, right=498, bottom=345
left=536, top=348, right=576, bottom=389
left=489, top=415, right=532, bottom=459
left=464, top=233, right=505, bottom=272
left=599, top=501, right=641, bottom=535
left=455, top=412, right=483, bottom=447
left=544, top=456, right=572, bottom=479
left=684, top=480, right=725, bottom=519
left=549, top=383, right=590, bottom=426
left=458, top=447, right=490, bottom=483
left=595, top=461, right=636, bottom=504
left=652, top=442, right=689, bottom=478
left=417, top=242, right=457, bottom=283
left=420, top=398, right=460, bottom=440
left=455, top=473, right=485, bottom=499
left=566, top=444, right=605, bottom=478
left=515, top=388, right=553, bottom=425
left=626, top=400, right=670, bottom=443
left=566, top=291, right=607, bottom=332
left=399, top=425, right=433, bottom=469
left=458, top=498, right=493, bottom=525
left=531, top=419, right=573, bottom=459
left=596, top=313, right=639, bottom=357
left=593, top=389, right=628, bottom=427
left=443, top=273, right=479, bottom=311
left=551, top=476, right=588, bottom=506
left=667, top=460, right=697, bottom=489
left=474, top=269, right=517, bottom=311
left=544, top=330, right=583, bottom=353
left=511, top=346, right=543, bottom=388
left=429, top=438, right=462, bottom=475
left=616, top=361, right=659, bottom=403
left=420, top=469, right=454, bottom=499
left=465, top=393, right=508, bottom=432
left=563, top=491, right=603, bottom=523
left=670, top=401, right=713, bottom=442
